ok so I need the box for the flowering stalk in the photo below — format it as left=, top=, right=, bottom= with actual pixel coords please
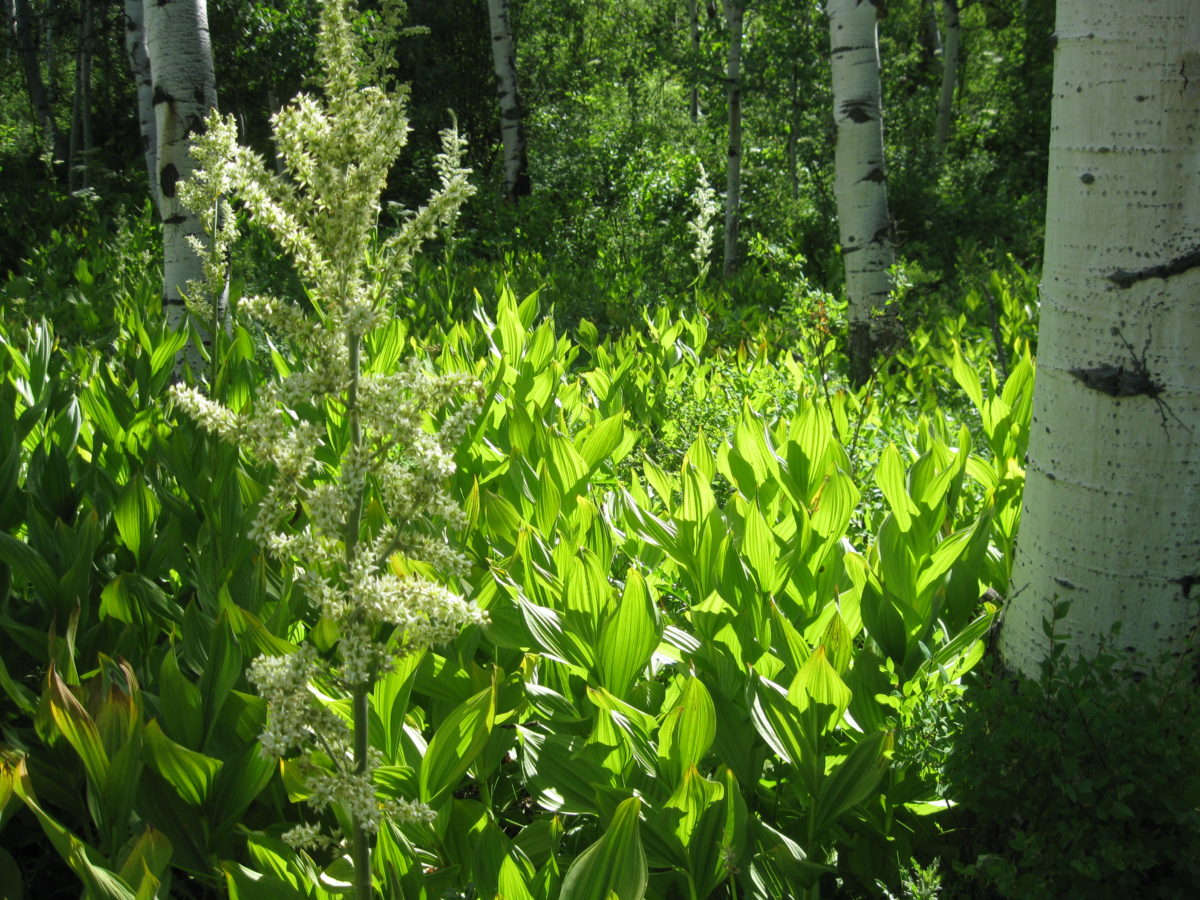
left=171, top=2, right=482, bottom=895
left=178, top=112, right=239, bottom=385
left=688, top=163, right=718, bottom=287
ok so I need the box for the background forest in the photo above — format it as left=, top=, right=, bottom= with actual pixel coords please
left=2, top=2, right=1197, bottom=900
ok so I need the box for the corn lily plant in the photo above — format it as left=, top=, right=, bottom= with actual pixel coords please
left=171, top=1, right=482, bottom=895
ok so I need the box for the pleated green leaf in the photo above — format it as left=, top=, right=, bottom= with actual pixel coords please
left=560, top=796, right=647, bottom=900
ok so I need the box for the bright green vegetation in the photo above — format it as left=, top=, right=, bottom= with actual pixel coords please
left=1, top=201, right=1034, bottom=898
left=2, top=1, right=1198, bottom=898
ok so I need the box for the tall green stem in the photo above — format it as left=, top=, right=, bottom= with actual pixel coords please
left=345, top=330, right=372, bottom=900
left=351, top=682, right=371, bottom=900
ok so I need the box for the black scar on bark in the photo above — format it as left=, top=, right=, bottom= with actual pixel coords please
left=1070, top=326, right=1191, bottom=435
left=164, top=214, right=187, bottom=225
left=152, top=85, right=173, bottom=105
left=1107, top=247, right=1200, bottom=288
left=841, top=102, right=873, bottom=124
left=1172, top=575, right=1200, bottom=599
left=859, top=167, right=886, bottom=184
left=1069, top=363, right=1162, bottom=398
left=160, top=162, right=179, bottom=199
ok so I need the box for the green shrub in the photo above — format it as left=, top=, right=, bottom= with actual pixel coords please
left=944, top=632, right=1200, bottom=899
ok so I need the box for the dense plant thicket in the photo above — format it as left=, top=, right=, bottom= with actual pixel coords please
left=3, top=1, right=1197, bottom=899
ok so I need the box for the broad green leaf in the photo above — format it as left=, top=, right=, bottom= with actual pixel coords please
left=222, top=861, right=308, bottom=900
left=519, top=595, right=592, bottom=671
left=876, top=445, right=917, bottom=532
left=419, top=679, right=496, bottom=803
left=692, top=766, right=747, bottom=897
left=47, top=663, right=109, bottom=788
left=371, top=647, right=425, bottom=764
left=663, top=764, right=723, bottom=852
left=208, top=744, right=276, bottom=841
left=740, top=498, right=780, bottom=593
left=810, top=730, right=893, bottom=836
left=597, top=569, right=660, bottom=699
left=519, top=728, right=609, bottom=814
left=818, top=613, right=853, bottom=677
left=498, top=854, right=536, bottom=900
left=680, top=460, right=716, bottom=524
left=6, top=755, right=137, bottom=900
left=116, top=827, right=172, bottom=894
left=877, top=514, right=918, bottom=610
left=114, top=475, right=159, bottom=561
left=533, top=459, right=562, bottom=534
left=683, top=427, right=716, bottom=483
left=951, top=344, right=985, bottom=414
left=916, top=526, right=975, bottom=600
left=732, top=404, right=776, bottom=486
left=578, top=414, right=625, bottom=470
left=768, top=599, right=811, bottom=674
left=588, top=690, right=657, bottom=775
left=0, top=533, right=60, bottom=606
left=142, top=720, right=222, bottom=806
left=789, top=646, right=852, bottom=728
left=562, top=547, right=611, bottom=628
left=157, top=647, right=203, bottom=748
left=559, top=796, right=647, bottom=900
left=546, top=431, right=589, bottom=500
left=658, top=676, right=716, bottom=781
left=0, top=651, right=36, bottom=715
left=750, top=679, right=809, bottom=769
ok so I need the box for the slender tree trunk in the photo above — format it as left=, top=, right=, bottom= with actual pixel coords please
left=687, top=0, right=700, bottom=122
left=144, top=0, right=218, bottom=376
left=1000, top=0, right=1200, bottom=676
left=788, top=60, right=799, bottom=200
left=828, top=0, right=895, bottom=386
left=486, top=0, right=530, bottom=203
left=69, top=0, right=95, bottom=191
left=124, top=0, right=157, bottom=204
left=722, top=0, right=744, bottom=278
left=6, top=0, right=68, bottom=175
left=934, top=0, right=960, bottom=148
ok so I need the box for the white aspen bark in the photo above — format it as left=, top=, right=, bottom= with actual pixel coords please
left=486, top=0, right=530, bottom=203
left=144, top=0, right=217, bottom=376
left=1000, top=0, right=1200, bottom=676
left=124, top=0, right=157, bottom=205
left=828, top=0, right=894, bottom=385
left=722, top=0, right=744, bottom=278
left=934, top=0, right=960, bottom=148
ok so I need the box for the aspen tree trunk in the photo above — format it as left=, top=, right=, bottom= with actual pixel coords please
left=828, top=0, right=895, bottom=386
left=934, top=0, right=960, bottom=148
left=145, top=0, right=218, bottom=376
left=1000, top=0, right=1200, bottom=676
left=722, top=0, right=745, bottom=278
left=6, top=0, right=68, bottom=174
left=68, top=0, right=94, bottom=191
left=486, top=0, right=530, bottom=203
left=124, top=0, right=156, bottom=205
left=788, top=60, right=799, bottom=200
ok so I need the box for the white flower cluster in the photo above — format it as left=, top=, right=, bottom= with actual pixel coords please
left=687, top=163, right=718, bottom=285
left=171, top=0, right=485, bottom=852
left=179, top=113, right=240, bottom=329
